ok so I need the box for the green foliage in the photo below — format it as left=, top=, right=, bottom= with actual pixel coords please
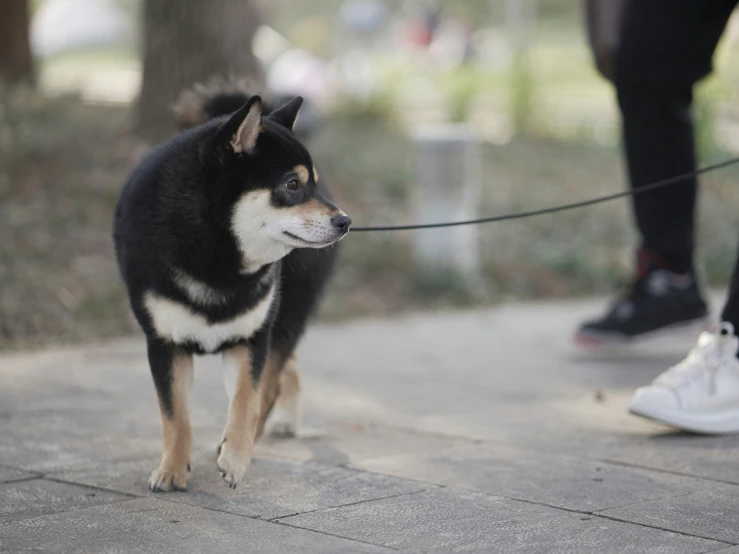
left=439, top=63, right=490, bottom=123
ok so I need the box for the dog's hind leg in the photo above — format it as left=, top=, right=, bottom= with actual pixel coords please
left=147, top=339, right=193, bottom=492
left=217, top=343, right=263, bottom=488
left=253, top=351, right=284, bottom=438
left=254, top=352, right=301, bottom=439
left=264, top=357, right=301, bottom=438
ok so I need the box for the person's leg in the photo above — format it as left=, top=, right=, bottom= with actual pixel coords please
left=618, top=0, right=736, bottom=273
left=576, top=0, right=737, bottom=346
left=720, top=249, right=739, bottom=329
left=628, top=210, right=739, bottom=435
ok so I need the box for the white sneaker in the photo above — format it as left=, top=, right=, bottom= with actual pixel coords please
left=629, top=322, right=739, bottom=434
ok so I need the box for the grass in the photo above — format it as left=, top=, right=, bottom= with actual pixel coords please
left=3, top=86, right=739, bottom=351
left=0, top=87, right=141, bottom=349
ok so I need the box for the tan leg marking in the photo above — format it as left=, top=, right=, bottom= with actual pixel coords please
left=254, top=351, right=284, bottom=438
left=149, top=352, right=193, bottom=492
left=264, top=357, right=301, bottom=438
left=257, top=352, right=300, bottom=437
left=217, top=345, right=261, bottom=488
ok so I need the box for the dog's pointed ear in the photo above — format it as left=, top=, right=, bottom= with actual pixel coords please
left=267, top=96, right=303, bottom=131
left=218, top=96, right=263, bottom=154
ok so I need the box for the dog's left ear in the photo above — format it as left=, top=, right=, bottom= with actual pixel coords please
left=267, top=96, right=303, bottom=131
left=217, top=95, right=263, bottom=154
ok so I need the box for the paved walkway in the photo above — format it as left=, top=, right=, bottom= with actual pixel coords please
left=2, top=297, right=739, bottom=553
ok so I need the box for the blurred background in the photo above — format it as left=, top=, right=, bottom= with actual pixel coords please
left=3, top=0, right=739, bottom=350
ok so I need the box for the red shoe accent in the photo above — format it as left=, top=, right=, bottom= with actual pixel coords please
left=573, top=332, right=604, bottom=348
left=636, top=248, right=671, bottom=279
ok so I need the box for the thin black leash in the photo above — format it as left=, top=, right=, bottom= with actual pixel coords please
left=350, top=156, right=739, bottom=232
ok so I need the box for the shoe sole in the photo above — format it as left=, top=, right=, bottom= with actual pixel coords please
left=574, top=316, right=712, bottom=350
left=629, top=403, right=739, bottom=435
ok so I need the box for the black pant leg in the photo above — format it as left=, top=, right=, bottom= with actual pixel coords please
left=720, top=241, right=739, bottom=327
left=614, top=0, right=737, bottom=273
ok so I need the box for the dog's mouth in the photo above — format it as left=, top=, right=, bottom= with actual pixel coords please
left=282, top=231, right=340, bottom=248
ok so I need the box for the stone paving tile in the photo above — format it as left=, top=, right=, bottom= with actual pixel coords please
left=600, top=484, right=739, bottom=545
left=508, top=410, right=739, bottom=486
left=255, top=425, right=469, bottom=466
left=0, top=466, right=38, bottom=483
left=280, top=488, right=726, bottom=554
left=0, top=428, right=164, bottom=474
left=0, top=406, right=223, bottom=474
left=352, top=441, right=705, bottom=513
left=0, top=478, right=127, bottom=524
left=53, top=450, right=430, bottom=520
left=4, top=300, right=739, bottom=552
left=586, top=434, right=739, bottom=485
left=0, top=498, right=393, bottom=554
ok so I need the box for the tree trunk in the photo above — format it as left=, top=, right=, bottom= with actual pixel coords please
left=136, top=0, right=265, bottom=142
left=0, top=0, right=33, bottom=84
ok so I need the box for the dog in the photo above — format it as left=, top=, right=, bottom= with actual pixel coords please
left=113, top=79, right=350, bottom=492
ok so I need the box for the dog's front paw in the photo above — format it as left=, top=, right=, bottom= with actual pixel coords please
left=216, top=441, right=251, bottom=489
left=149, top=466, right=188, bottom=492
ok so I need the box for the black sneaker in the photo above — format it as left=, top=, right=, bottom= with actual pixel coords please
left=575, top=269, right=710, bottom=347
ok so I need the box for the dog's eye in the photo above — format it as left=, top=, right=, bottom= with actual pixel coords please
left=285, top=179, right=300, bottom=192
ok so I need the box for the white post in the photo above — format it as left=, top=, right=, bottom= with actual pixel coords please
left=409, top=124, right=481, bottom=276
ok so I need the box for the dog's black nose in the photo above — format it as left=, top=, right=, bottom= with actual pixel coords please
left=331, top=214, right=352, bottom=233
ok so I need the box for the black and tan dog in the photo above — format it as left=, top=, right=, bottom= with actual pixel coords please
left=113, top=81, right=350, bottom=492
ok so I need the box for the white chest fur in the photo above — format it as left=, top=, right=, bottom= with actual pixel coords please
left=143, top=285, right=275, bottom=352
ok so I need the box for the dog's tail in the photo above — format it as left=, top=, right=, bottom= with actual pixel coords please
left=171, top=75, right=265, bottom=131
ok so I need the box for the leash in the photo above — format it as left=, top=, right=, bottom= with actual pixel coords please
left=350, top=156, right=739, bottom=232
